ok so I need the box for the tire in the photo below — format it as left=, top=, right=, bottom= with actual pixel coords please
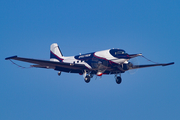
left=84, top=75, right=90, bottom=83
left=116, top=77, right=122, bottom=84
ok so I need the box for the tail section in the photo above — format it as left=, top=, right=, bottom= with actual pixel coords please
left=50, top=43, right=64, bottom=62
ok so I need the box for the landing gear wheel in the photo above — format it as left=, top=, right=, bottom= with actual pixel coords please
left=116, top=76, right=122, bottom=84
left=84, top=75, right=90, bottom=83
left=58, top=71, right=61, bottom=76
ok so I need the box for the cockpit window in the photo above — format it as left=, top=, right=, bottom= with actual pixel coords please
left=110, top=49, right=127, bottom=57
left=115, top=51, right=125, bottom=55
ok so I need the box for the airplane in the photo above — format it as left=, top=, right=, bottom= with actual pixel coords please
left=5, top=43, right=174, bottom=84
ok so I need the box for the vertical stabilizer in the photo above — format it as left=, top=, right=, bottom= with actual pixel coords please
left=50, top=43, right=64, bottom=62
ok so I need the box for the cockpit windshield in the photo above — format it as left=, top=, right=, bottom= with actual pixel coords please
left=110, top=49, right=127, bottom=57
left=115, top=50, right=126, bottom=55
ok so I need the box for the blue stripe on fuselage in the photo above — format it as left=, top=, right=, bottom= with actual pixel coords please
left=74, top=52, right=119, bottom=68
left=74, top=52, right=95, bottom=61
left=50, top=51, right=63, bottom=62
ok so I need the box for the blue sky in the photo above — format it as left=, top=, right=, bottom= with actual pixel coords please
left=0, top=0, right=179, bottom=120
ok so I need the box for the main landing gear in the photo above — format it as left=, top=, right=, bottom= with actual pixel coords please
left=115, top=74, right=122, bottom=84
left=84, top=75, right=91, bottom=83
left=83, top=70, right=93, bottom=83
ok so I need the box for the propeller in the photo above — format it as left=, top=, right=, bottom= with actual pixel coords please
left=127, top=57, right=139, bottom=74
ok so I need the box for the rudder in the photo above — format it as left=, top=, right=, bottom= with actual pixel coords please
left=50, top=43, right=64, bottom=62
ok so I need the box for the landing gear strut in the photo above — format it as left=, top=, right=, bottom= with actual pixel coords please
left=115, top=74, right=122, bottom=84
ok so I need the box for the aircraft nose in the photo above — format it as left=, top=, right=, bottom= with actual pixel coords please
left=128, top=53, right=142, bottom=58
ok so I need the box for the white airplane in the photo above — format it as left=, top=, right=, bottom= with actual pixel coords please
left=5, top=43, right=174, bottom=84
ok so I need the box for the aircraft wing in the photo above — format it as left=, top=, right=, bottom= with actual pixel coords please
left=5, top=56, right=87, bottom=73
left=131, top=62, right=174, bottom=69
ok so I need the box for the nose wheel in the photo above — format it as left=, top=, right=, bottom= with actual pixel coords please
left=115, top=74, right=122, bottom=84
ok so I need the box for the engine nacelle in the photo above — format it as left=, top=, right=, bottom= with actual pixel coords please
left=122, top=62, right=133, bottom=70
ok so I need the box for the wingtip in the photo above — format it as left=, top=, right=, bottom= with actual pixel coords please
left=162, top=62, right=175, bottom=66
left=5, top=55, right=17, bottom=60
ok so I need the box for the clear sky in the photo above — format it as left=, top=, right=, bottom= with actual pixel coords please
left=0, top=0, right=179, bottom=120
